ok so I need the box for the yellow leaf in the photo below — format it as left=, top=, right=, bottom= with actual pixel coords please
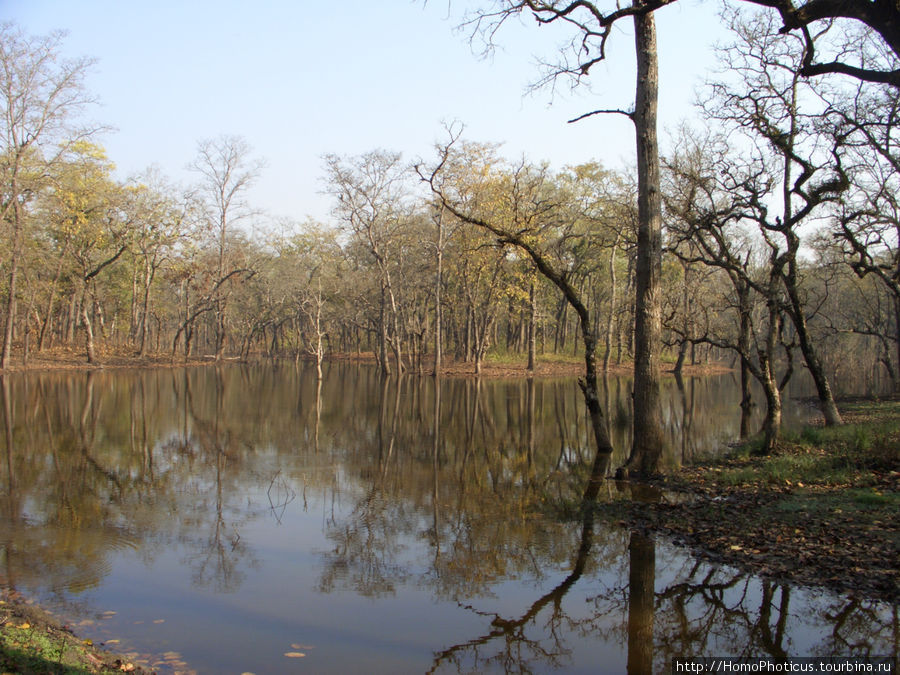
left=19, top=623, right=30, bottom=629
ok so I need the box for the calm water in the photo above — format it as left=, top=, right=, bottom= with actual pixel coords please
left=0, top=364, right=895, bottom=674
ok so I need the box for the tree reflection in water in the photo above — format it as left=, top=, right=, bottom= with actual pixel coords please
left=0, top=365, right=894, bottom=673
left=177, top=367, right=258, bottom=593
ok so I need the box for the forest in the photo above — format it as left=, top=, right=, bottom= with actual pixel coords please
left=1, top=2, right=899, bottom=466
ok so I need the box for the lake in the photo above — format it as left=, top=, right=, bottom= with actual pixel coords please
left=0, top=364, right=895, bottom=673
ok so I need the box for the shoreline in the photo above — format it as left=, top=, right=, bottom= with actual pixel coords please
left=0, top=348, right=733, bottom=380
left=606, top=395, right=900, bottom=603
left=0, top=587, right=150, bottom=674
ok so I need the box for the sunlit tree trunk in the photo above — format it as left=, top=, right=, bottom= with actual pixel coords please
left=81, top=286, right=96, bottom=365
left=623, top=7, right=665, bottom=477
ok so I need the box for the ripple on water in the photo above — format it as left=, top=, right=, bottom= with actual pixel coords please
left=0, top=519, right=138, bottom=594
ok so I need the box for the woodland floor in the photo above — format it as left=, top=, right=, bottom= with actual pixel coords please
left=610, top=396, right=900, bottom=603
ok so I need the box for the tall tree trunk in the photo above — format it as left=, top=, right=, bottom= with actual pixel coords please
left=527, top=281, right=536, bottom=374
left=779, top=256, right=842, bottom=424
left=760, top=354, right=783, bottom=454
left=138, top=259, right=155, bottom=357
left=81, top=286, right=97, bottom=365
left=1, top=193, right=22, bottom=369
left=603, top=238, right=619, bottom=372
left=379, top=285, right=390, bottom=376
left=555, top=297, right=568, bottom=353
left=785, top=288, right=843, bottom=425
left=433, top=207, right=444, bottom=377
left=738, top=284, right=754, bottom=440
left=622, top=7, right=665, bottom=478
left=760, top=301, right=784, bottom=453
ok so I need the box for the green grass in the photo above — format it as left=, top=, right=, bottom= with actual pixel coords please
left=0, top=609, right=126, bottom=675
left=707, top=399, right=900, bottom=488
left=1, top=623, right=84, bottom=674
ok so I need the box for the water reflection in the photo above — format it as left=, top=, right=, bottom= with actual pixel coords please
left=0, top=365, right=893, bottom=674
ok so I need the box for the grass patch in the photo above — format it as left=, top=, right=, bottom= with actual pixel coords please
left=713, top=399, right=900, bottom=489
left=1, top=622, right=89, bottom=674
left=0, top=596, right=133, bottom=674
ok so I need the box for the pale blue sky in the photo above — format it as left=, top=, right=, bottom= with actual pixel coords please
left=1, top=0, right=725, bottom=223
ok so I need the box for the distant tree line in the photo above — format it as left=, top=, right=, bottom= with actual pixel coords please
left=1, top=3, right=898, bottom=461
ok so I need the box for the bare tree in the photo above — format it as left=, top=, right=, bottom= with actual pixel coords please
left=420, top=137, right=617, bottom=500
left=706, top=8, right=845, bottom=426
left=324, top=150, right=412, bottom=376
left=189, top=135, right=263, bottom=362
left=464, top=0, right=666, bottom=476
left=665, top=131, right=798, bottom=452
left=827, top=74, right=900, bottom=390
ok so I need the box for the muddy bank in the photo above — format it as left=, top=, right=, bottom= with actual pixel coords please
left=607, top=397, right=900, bottom=602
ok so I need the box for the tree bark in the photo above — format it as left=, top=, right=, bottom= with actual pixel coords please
left=622, top=7, right=665, bottom=478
